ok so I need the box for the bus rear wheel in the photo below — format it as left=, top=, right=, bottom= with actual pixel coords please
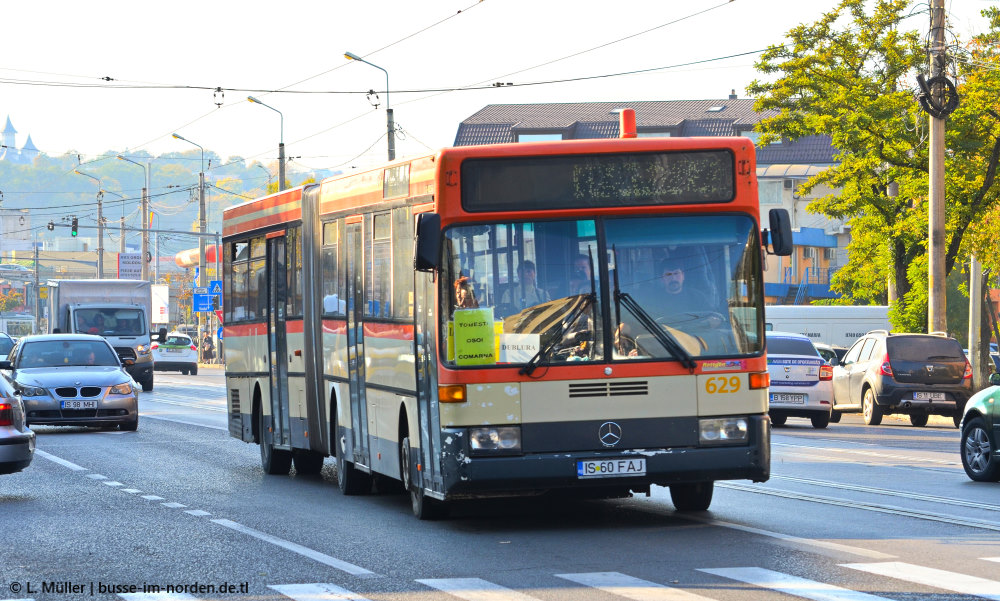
left=259, top=410, right=291, bottom=475
left=400, top=435, right=447, bottom=520
left=334, top=412, right=371, bottom=495
left=669, top=481, right=714, bottom=511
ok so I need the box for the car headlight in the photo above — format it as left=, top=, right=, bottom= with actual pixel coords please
left=136, top=345, right=150, bottom=355
left=699, top=417, right=748, bottom=445
left=19, top=386, right=47, bottom=397
left=468, top=426, right=521, bottom=455
left=110, top=383, right=133, bottom=395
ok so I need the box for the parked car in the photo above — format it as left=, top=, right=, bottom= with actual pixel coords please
left=0, top=334, right=140, bottom=431
left=766, top=331, right=834, bottom=429
left=815, top=342, right=848, bottom=365
left=831, top=330, right=972, bottom=427
left=0, top=333, right=14, bottom=357
left=0, top=381, right=33, bottom=474
left=960, top=372, right=1000, bottom=481
left=151, top=332, right=198, bottom=375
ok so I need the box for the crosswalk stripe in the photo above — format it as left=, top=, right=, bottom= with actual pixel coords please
left=985, top=557, right=1000, bottom=563
left=269, top=583, right=372, bottom=600
left=556, top=572, right=714, bottom=600
left=700, top=567, right=893, bottom=601
left=416, top=578, right=542, bottom=601
left=841, top=561, right=1000, bottom=601
left=119, top=593, right=199, bottom=600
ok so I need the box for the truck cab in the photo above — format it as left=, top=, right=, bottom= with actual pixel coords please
left=47, top=279, right=164, bottom=392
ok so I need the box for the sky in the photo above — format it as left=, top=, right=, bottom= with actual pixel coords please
left=1, top=0, right=995, bottom=176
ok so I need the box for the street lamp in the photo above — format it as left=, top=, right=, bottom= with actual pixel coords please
left=117, top=155, right=151, bottom=280
left=247, top=96, right=286, bottom=191
left=101, top=190, right=126, bottom=254
left=172, top=133, right=207, bottom=341
left=255, top=163, right=273, bottom=194
left=344, top=51, right=395, bottom=161
left=73, top=169, right=104, bottom=277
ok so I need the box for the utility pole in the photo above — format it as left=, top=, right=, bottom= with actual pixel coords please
left=97, top=190, right=105, bottom=278
left=33, top=235, right=39, bottom=330
left=199, top=170, right=206, bottom=343
left=969, top=255, right=984, bottom=389
left=141, top=163, right=150, bottom=281
left=927, top=0, right=947, bottom=333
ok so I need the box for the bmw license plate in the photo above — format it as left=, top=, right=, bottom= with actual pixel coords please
left=577, top=458, right=646, bottom=479
left=61, top=400, right=97, bottom=409
left=914, top=392, right=945, bottom=401
left=771, top=393, right=806, bottom=404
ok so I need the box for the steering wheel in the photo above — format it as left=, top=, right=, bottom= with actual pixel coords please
left=656, top=311, right=725, bottom=329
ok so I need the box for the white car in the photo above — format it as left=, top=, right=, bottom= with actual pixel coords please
left=151, top=333, right=198, bottom=375
left=766, top=331, right=834, bottom=429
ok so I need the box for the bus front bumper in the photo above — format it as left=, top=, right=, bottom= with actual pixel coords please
left=437, top=416, right=770, bottom=499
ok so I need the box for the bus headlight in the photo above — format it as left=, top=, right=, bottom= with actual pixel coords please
left=699, top=417, right=748, bottom=445
left=468, top=426, right=521, bottom=455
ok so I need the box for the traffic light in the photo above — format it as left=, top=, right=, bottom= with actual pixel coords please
left=71, top=217, right=78, bottom=237
left=47, top=221, right=54, bottom=231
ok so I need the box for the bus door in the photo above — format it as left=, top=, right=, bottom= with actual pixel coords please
left=267, top=236, right=291, bottom=448
left=345, top=222, right=371, bottom=468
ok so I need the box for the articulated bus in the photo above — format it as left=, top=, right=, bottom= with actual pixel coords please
left=222, top=113, right=793, bottom=518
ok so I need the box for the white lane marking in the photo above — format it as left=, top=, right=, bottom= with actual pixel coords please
left=842, top=562, right=1000, bottom=601
left=211, top=519, right=375, bottom=577
left=985, top=557, right=1000, bottom=563
left=119, top=593, right=199, bottom=600
left=184, top=510, right=211, bottom=517
left=556, top=572, right=713, bottom=600
left=103, top=481, right=124, bottom=487
left=139, top=414, right=226, bottom=431
left=416, top=578, right=542, bottom=601
left=121, top=488, right=142, bottom=494
left=87, top=474, right=108, bottom=480
left=35, top=449, right=87, bottom=471
left=679, top=514, right=895, bottom=560
left=141, top=495, right=165, bottom=501
left=701, top=567, right=893, bottom=601
left=161, top=502, right=187, bottom=508
left=269, top=583, right=372, bottom=600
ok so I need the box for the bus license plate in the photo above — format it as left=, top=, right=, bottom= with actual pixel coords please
left=577, top=458, right=646, bottom=479
left=61, top=400, right=97, bottom=409
left=771, top=393, right=805, bottom=404
left=914, top=392, right=945, bottom=401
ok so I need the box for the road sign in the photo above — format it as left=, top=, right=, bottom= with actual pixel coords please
left=192, top=293, right=213, bottom=312
left=215, top=309, right=223, bottom=324
left=217, top=326, right=224, bottom=341
left=209, top=280, right=223, bottom=295
left=118, top=252, right=142, bottom=279
left=194, top=287, right=208, bottom=295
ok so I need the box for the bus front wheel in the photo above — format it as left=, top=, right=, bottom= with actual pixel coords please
left=400, top=435, right=447, bottom=520
left=669, top=481, right=714, bottom=511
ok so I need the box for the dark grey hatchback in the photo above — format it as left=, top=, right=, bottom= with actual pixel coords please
left=831, top=331, right=972, bottom=427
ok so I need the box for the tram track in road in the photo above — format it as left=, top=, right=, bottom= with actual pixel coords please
left=717, top=480, right=1000, bottom=532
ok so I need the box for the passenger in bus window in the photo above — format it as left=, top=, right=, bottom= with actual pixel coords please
left=454, top=275, right=478, bottom=309
left=500, top=260, right=549, bottom=311
left=568, top=254, right=593, bottom=296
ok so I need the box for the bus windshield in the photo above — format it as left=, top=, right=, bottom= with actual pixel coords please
left=442, top=214, right=764, bottom=367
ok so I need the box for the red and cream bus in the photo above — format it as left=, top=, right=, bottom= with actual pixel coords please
left=222, top=112, right=792, bottom=518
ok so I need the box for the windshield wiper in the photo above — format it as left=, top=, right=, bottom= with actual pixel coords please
left=611, top=248, right=696, bottom=372
left=520, top=293, right=595, bottom=376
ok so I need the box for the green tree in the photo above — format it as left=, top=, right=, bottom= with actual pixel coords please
left=749, top=0, right=1000, bottom=332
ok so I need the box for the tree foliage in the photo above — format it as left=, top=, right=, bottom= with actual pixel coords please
left=749, top=0, right=1000, bottom=333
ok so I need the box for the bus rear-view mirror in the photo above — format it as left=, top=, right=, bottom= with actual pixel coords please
left=414, top=213, right=441, bottom=272
left=765, top=208, right=793, bottom=256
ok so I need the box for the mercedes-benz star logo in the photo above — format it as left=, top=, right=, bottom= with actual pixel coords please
left=599, top=421, right=622, bottom=447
